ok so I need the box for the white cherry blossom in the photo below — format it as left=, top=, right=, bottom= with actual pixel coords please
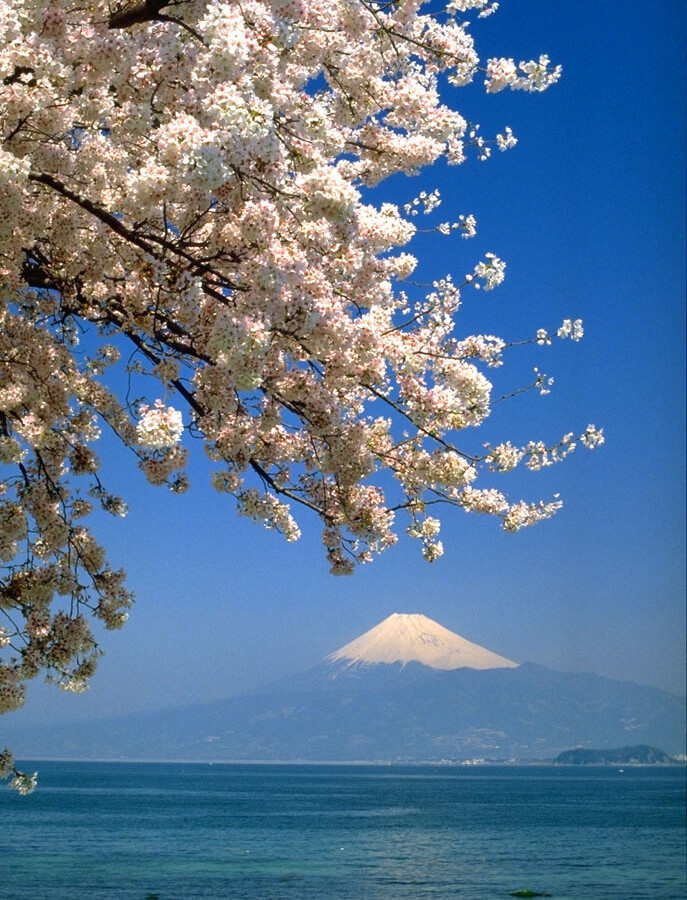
left=135, top=402, right=184, bottom=449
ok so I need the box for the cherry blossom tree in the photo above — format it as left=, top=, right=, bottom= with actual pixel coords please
left=0, top=0, right=603, bottom=791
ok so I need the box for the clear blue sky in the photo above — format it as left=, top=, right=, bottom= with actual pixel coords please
left=12, top=0, right=686, bottom=729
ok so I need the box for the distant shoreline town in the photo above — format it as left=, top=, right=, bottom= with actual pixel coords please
left=17, top=746, right=686, bottom=769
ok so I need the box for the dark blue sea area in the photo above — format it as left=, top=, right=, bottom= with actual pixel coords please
left=2, top=761, right=685, bottom=899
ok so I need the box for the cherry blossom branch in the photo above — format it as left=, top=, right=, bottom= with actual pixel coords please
left=27, top=173, right=244, bottom=293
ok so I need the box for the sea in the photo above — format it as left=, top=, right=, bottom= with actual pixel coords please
left=1, top=761, right=685, bottom=900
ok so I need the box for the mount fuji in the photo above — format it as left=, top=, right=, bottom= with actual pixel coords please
left=327, top=612, right=518, bottom=671
left=6, top=613, right=686, bottom=762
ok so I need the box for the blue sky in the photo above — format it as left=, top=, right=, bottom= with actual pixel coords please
left=11, top=0, right=686, bottom=729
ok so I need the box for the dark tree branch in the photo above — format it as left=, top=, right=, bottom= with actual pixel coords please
left=29, top=171, right=159, bottom=256
left=27, top=172, right=244, bottom=294
left=2, top=66, right=36, bottom=86
left=108, top=1, right=206, bottom=43
left=108, top=1, right=171, bottom=29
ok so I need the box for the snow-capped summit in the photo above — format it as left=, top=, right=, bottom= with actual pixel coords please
left=327, top=612, right=518, bottom=671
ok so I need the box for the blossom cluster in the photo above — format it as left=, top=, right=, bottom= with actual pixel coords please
left=496, top=127, right=517, bottom=151
left=0, top=749, right=36, bottom=794
left=471, top=254, right=507, bottom=290
left=485, top=423, right=604, bottom=475
left=404, top=189, right=442, bottom=216
left=485, top=55, right=562, bottom=94
left=135, top=401, right=184, bottom=449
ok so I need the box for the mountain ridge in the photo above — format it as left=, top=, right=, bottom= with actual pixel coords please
left=4, top=614, right=685, bottom=761
left=6, top=660, right=685, bottom=762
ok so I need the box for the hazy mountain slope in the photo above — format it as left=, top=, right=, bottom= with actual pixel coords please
left=7, top=661, right=685, bottom=761
left=5, top=614, right=684, bottom=761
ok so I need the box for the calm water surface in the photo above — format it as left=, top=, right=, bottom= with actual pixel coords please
left=1, top=762, right=685, bottom=899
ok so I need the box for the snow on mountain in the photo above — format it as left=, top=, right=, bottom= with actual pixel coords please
left=326, top=612, right=518, bottom=671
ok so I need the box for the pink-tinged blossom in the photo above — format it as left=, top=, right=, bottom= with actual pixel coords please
left=580, top=424, right=605, bottom=449
left=485, top=58, right=519, bottom=93
left=135, top=402, right=184, bottom=449
left=503, top=498, right=563, bottom=532
left=557, top=318, right=584, bottom=341
left=496, top=127, right=517, bottom=151
left=447, top=0, right=499, bottom=17
left=473, top=253, right=507, bottom=290
left=487, top=441, right=523, bottom=472
left=486, top=55, right=562, bottom=93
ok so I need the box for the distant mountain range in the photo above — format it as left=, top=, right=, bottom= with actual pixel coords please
left=5, top=613, right=686, bottom=761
